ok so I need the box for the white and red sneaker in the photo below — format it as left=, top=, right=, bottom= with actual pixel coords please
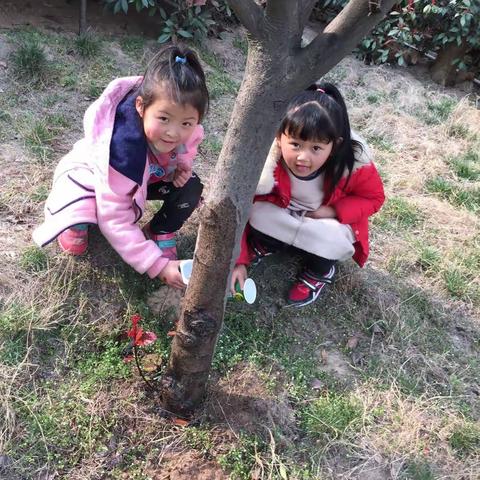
left=57, top=225, right=89, bottom=255
left=286, top=266, right=335, bottom=308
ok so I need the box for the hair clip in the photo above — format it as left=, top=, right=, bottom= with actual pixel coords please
left=316, top=88, right=326, bottom=93
left=175, top=56, right=187, bottom=64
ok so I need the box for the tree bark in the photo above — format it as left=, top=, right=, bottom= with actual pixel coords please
left=79, top=0, right=87, bottom=35
left=159, top=0, right=398, bottom=415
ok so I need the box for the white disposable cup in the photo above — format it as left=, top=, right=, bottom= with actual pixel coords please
left=179, top=259, right=193, bottom=285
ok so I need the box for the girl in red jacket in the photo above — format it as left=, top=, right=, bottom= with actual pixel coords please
left=231, top=83, right=385, bottom=307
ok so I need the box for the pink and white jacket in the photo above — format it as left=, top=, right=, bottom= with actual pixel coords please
left=33, top=76, right=204, bottom=278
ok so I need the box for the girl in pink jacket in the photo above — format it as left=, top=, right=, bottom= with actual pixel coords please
left=231, top=83, right=385, bottom=307
left=33, top=46, right=208, bottom=289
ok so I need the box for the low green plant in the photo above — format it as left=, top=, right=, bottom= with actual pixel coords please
left=10, top=42, right=49, bottom=84
left=448, top=123, right=472, bottom=139
left=233, top=36, right=248, bottom=55
left=201, top=137, right=223, bottom=156
left=426, top=177, right=480, bottom=213
left=74, top=32, right=102, bottom=58
left=449, top=423, right=480, bottom=457
left=120, top=35, right=146, bottom=57
left=300, top=393, right=363, bottom=441
left=416, top=244, right=441, bottom=273
left=20, top=246, right=49, bottom=273
left=184, top=426, right=214, bottom=455
left=367, top=132, right=395, bottom=152
left=24, top=116, right=61, bottom=163
left=219, top=434, right=263, bottom=480
left=448, top=149, right=480, bottom=181
left=401, top=460, right=435, bottom=480
left=443, top=268, right=469, bottom=298
left=207, top=69, right=239, bottom=99
left=423, top=97, right=457, bottom=126
left=373, top=197, right=422, bottom=231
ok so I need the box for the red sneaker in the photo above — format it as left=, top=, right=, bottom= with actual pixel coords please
left=144, top=224, right=177, bottom=261
left=287, top=266, right=335, bottom=308
left=57, top=225, right=88, bottom=255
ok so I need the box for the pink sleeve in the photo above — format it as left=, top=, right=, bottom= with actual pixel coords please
left=177, top=124, right=204, bottom=171
left=96, top=167, right=169, bottom=278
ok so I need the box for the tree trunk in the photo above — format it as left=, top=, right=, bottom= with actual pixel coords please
left=79, top=0, right=87, bottom=35
left=158, top=0, right=399, bottom=416
left=430, top=40, right=468, bottom=87
left=159, top=45, right=292, bottom=416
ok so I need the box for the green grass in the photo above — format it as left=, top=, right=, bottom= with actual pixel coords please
left=120, top=35, right=146, bottom=57
left=448, top=149, right=480, bottom=181
left=367, top=132, right=395, bottom=152
left=74, top=32, right=102, bottom=58
left=373, top=197, right=423, bottom=231
left=201, top=136, right=223, bottom=156
left=443, top=268, right=471, bottom=299
left=20, top=246, right=49, bottom=273
left=423, top=97, right=457, bottom=125
left=449, top=423, right=480, bottom=457
left=10, top=379, right=118, bottom=474
left=232, top=37, right=248, bottom=55
left=219, top=434, right=264, bottom=480
left=300, top=393, right=363, bottom=440
left=10, top=42, right=49, bottom=84
left=448, top=123, right=473, bottom=139
left=23, top=114, right=69, bottom=163
left=415, top=244, right=441, bottom=274
left=207, top=69, right=239, bottom=99
left=426, top=177, right=480, bottom=214
left=401, top=460, right=436, bottom=480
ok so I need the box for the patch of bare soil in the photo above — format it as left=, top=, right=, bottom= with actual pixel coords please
left=149, top=450, right=228, bottom=480
left=203, top=363, right=297, bottom=447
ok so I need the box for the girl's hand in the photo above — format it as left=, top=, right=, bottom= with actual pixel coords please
left=305, top=206, right=336, bottom=219
left=158, top=260, right=185, bottom=289
left=230, top=264, right=247, bottom=295
left=173, top=167, right=192, bottom=188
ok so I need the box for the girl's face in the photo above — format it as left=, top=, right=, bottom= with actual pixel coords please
left=278, top=133, right=333, bottom=177
left=136, top=88, right=199, bottom=153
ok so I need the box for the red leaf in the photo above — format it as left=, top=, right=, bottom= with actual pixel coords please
left=172, top=417, right=189, bottom=427
left=167, top=331, right=176, bottom=337
left=136, top=331, right=157, bottom=346
left=123, top=355, right=134, bottom=363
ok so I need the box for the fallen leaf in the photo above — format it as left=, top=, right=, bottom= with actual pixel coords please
left=346, top=336, right=359, bottom=350
left=320, top=349, right=328, bottom=364
left=167, top=330, right=176, bottom=337
left=123, top=355, right=134, bottom=363
left=141, top=353, right=162, bottom=372
left=0, top=61, right=7, bottom=68
left=172, top=417, right=189, bottom=427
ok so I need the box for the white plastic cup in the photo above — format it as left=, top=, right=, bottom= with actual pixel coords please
left=231, top=278, right=257, bottom=304
left=179, top=259, right=193, bottom=285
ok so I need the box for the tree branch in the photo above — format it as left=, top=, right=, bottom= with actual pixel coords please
left=226, top=0, right=265, bottom=38
left=296, top=0, right=398, bottom=83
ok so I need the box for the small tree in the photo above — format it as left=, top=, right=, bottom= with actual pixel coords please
left=157, top=0, right=398, bottom=416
